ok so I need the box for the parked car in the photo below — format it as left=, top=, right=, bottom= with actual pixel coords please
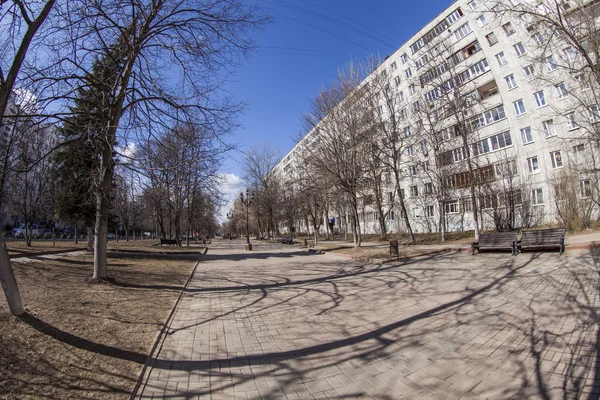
left=12, top=224, right=39, bottom=239
left=59, top=229, right=73, bottom=239
left=34, top=229, right=52, bottom=239
left=107, top=233, right=116, bottom=240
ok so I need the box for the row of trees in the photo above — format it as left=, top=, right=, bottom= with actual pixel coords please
left=0, top=0, right=267, bottom=315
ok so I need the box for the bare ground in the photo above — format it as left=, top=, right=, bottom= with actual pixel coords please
left=0, top=242, right=200, bottom=399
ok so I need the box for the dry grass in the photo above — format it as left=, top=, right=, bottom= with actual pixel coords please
left=0, top=245, right=201, bottom=399
left=315, top=243, right=450, bottom=260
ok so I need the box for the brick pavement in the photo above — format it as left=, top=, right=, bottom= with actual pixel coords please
left=135, top=241, right=600, bottom=399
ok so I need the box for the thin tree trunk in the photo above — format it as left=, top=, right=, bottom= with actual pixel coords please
left=86, top=226, right=93, bottom=252
left=0, top=234, right=24, bottom=315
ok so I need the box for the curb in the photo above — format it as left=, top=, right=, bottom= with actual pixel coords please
left=8, top=248, right=84, bottom=259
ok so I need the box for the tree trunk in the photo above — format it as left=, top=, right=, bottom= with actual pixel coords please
left=86, top=226, right=93, bottom=252
left=394, top=172, right=415, bottom=243
left=0, top=234, right=24, bottom=315
left=93, top=141, right=116, bottom=279
left=75, top=225, right=79, bottom=245
left=439, top=202, right=446, bottom=242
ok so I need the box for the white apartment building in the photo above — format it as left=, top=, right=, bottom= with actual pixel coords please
left=274, top=0, right=600, bottom=236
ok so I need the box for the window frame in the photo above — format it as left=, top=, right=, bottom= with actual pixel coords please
left=520, top=127, right=534, bottom=144
left=527, top=156, right=540, bottom=174
left=550, top=150, right=563, bottom=169
left=513, top=99, right=527, bottom=116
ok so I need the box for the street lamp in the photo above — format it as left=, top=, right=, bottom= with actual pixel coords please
left=240, top=189, right=254, bottom=250
left=226, top=210, right=234, bottom=240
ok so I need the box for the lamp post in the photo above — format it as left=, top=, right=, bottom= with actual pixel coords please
left=226, top=210, right=234, bottom=240
left=240, top=189, right=254, bottom=250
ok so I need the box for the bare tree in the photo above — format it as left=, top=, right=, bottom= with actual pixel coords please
left=242, top=145, right=281, bottom=240
left=0, top=0, right=57, bottom=315
left=35, top=0, right=267, bottom=278
left=364, top=56, right=417, bottom=242
left=302, top=62, right=371, bottom=247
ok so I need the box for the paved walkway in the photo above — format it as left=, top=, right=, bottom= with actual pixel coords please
left=136, top=240, right=600, bottom=399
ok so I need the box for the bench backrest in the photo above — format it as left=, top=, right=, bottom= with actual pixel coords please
left=479, top=231, right=518, bottom=245
left=520, top=228, right=565, bottom=246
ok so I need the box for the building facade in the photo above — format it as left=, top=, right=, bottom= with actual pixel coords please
left=274, top=0, right=600, bottom=236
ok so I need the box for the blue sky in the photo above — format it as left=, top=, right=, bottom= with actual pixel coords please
left=219, top=0, right=456, bottom=211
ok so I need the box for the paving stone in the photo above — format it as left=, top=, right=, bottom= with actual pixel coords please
left=134, top=244, right=600, bottom=399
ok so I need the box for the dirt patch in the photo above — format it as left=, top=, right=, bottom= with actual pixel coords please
left=315, top=243, right=449, bottom=260
left=0, top=246, right=200, bottom=399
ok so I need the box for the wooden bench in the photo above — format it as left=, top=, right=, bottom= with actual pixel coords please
left=160, top=238, right=177, bottom=246
left=472, top=231, right=518, bottom=255
left=518, top=228, right=566, bottom=254
left=280, top=237, right=294, bottom=245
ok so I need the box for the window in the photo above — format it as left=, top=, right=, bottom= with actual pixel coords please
left=550, top=150, right=563, bottom=168
left=486, top=32, right=498, bottom=46
left=468, top=0, right=478, bottom=10
left=425, top=205, right=435, bottom=217
left=387, top=211, right=395, bottom=221
left=503, top=22, right=516, bottom=36
left=404, top=126, right=411, bottom=137
left=394, top=76, right=401, bottom=86
left=412, top=207, right=420, bottom=219
left=454, top=22, right=472, bottom=41
left=410, top=165, right=418, bottom=176
left=490, top=131, right=512, bottom=150
left=495, top=52, right=508, bottom=66
left=514, top=99, right=526, bottom=115
left=477, top=15, right=488, bottom=27
left=540, top=120, right=554, bottom=138
left=504, top=74, right=518, bottom=89
left=445, top=201, right=459, bottom=214
left=391, top=61, right=397, bottom=71
left=573, top=143, right=585, bottom=156
left=471, top=131, right=512, bottom=156
left=385, top=172, right=392, bottom=185
left=400, top=108, right=407, bottom=118
left=398, top=91, right=405, bottom=103
left=567, top=112, right=578, bottom=130
left=386, top=191, right=393, bottom=202
left=405, top=68, right=412, bottom=78
left=409, top=84, right=416, bottom=95
left=401, top=53, right=408, bottom=64
left=532, top=188, right=544, bottom=205
left=514, top=42, right=527, bottom=56
left=546, top=55, right=558, bottom=71
left=407, top=146, right=414, bottom=156
left=534, top=91, right=546, bottom=107
left=424, top=182, right=433, bottom=195
left=527, top=157, right=540, bottom=174
left=410, top=185, right=419, bottom=197
left=563, top=46, right=576, bottom=61
left=580, top=180, right=592, bottom=198
left=589, top=105, right=600, bottom=122
left=555, top=82, right=568, bottom=99
left=413, top=101, right=420, bottom=112
left=532, top=32, right=544, bottom=45
left=520, top=127, right=534, bottom=144
left=378, top=105, right=384, bottom=114
left=453, top=147, right=467, bottom=162
left=495, top=159, right=517, bottom=177
left=523, top=64, right=534, bottom=80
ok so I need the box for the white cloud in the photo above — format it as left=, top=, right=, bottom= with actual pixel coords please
left=116, top=142, right=137, bottom=160
left=218, top=172, right=246, bottom=222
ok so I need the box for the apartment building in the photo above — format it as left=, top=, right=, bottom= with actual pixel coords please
left=274, top=0, right=600, bottom=236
